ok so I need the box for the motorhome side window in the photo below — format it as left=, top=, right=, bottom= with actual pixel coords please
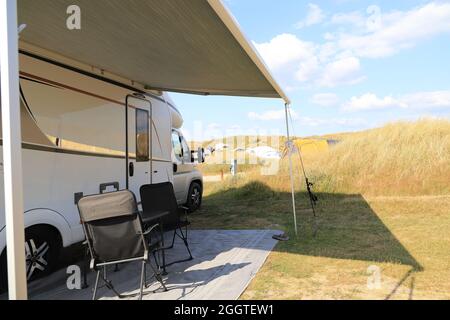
left=136, top=109, right=149, bottom=162
left=172, top=131, right=183, bottom=160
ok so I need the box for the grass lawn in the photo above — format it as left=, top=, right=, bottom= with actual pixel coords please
left=191, top=180, right=450, bottom=300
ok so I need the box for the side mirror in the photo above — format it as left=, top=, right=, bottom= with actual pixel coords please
left=173, top=163, right=178, bottom=173
left=198, top=147, right=205, bottom=163
left=191, top=150, right=195, bottom=163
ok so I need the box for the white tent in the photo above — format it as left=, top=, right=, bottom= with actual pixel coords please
left=1, top=0, right=297, bottom=299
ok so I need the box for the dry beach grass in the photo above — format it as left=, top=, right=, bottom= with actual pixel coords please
left=191, top=119, right=450, bottom=300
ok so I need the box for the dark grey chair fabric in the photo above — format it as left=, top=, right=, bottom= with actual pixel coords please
left=77, top=190, right=166, bottom=300
left=78, top=190, right=138, bottom=222
left=140, top=183, right=193, bottom=270
left=79, top=191, right=144, bottom=263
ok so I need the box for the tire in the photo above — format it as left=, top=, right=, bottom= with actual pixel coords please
left=186, top=182, right=203, bottom=213
left=0, top=226, right=61, bottom=294
left=24, top=226, right=61, bottom=282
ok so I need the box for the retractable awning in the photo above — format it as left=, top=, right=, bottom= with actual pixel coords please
left=17, top=0, right=290, bottom=104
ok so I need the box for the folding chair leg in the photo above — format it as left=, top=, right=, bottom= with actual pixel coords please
left=92, top=270, right=101, bottom=300
left=159, top=224, right=168, bottom=275
left=161, top=248, right=167, bottom=276
left=153, top=251, right=159, bottom=268
left=148, top=262, right=168, bottom=292
left=144, top=261, right=148, bottom=288
left=179, top=227, right=193, bottom=260
left=163, top=227, right=193, bottom=268
left=99, top=270, right=123, bottom=299
left=81, top=252, right=89, bottom=290
left=103, top=280, right=122, bottom=299
left=139, top=261, right=146, bottom=300
left=169, top=229, right=177, bottom=249
left=184, top=239, right=193, bottom=260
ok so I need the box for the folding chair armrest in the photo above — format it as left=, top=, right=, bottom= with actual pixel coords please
left=90, top=259, right=97, bottom=271
left=139, top=223, right=160, bottom=236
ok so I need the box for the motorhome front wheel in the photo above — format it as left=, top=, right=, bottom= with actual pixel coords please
left=187, top=182, right=203, bottom=213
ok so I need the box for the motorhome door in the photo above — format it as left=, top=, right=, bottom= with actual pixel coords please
left=126, top=95, right=152, bottom=198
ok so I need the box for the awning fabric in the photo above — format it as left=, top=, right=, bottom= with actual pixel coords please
left=18, top=0, right=290, bottom=103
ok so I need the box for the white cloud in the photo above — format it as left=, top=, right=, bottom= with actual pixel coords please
left=255, top=2, right=450, bottom=91
left=248, top=109, right=299, bottom=121
left=295, top=3, right=326, bottom=29
left=343, top=93, right=404, bottom=111
left=311, top=93, right=340, bottom=107
left=318, top=56, right=366, bottom=87
left=401, top=91, right=450, bottom=110
left=255, top=35, right=364, bottom=88
left=330, top=11, right=366, bottom=28
left=343, top=91, right=450, bottom=112
left=253, top=34, right=316, bottom=71
left=336, top=2, right=450, bottom=58
left=294, top=56, right=320, bottom=82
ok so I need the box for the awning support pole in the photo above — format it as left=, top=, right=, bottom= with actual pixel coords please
left=284, top=103, right=298, bottom=236
left=0, top=0, right=28, bottom=300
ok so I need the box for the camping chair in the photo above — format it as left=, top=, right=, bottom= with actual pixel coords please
left=140, top=182, right=193, bottom=272
left=77, top=190, right=167, bottom=300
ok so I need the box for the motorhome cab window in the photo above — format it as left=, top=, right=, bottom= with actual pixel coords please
left=181, top=136, right=191, bottom=163
left=172, top=131, right=183, bottom=160
left=136, top=109, right=150, bottom=162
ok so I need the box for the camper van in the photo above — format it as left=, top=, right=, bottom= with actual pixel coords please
left=0, top=45, right=204, bottom=289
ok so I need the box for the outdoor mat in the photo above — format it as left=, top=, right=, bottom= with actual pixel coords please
left=18, top=229, right=280, bottom=300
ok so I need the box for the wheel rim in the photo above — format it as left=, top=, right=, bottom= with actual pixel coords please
left=25, top=239, right=49, bottom=280
left=191, top=187, right=201, bottom=207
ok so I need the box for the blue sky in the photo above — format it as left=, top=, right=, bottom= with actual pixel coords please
left=171, top=0, right=450, bottom=141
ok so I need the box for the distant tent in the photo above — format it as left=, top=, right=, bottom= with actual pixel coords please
left=294, top=139, right=329, bottom=154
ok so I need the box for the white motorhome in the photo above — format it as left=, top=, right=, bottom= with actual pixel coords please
left=0, top=46, right=204, bottom=289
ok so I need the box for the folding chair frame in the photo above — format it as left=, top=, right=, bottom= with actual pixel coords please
left=81, top=213, right=167, bottom=300
left=166, top=207, right=193, bottom=266
left=140, top=183, right=194, bottom=273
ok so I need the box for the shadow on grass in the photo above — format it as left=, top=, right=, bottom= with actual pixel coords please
left=198, top=181, right=422, bottom=271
